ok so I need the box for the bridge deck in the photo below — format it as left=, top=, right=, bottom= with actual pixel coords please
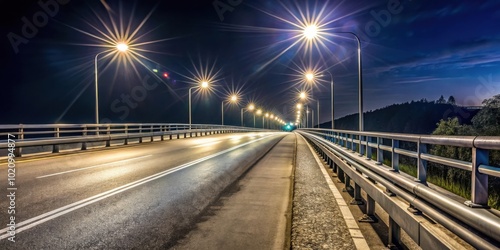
left=172, top=133, right=371, bottom=249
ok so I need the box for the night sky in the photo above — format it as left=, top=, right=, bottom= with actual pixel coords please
left=2, top=0, right=500, bottom=126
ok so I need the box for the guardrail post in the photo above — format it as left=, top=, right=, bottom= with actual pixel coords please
left=465, top=148, right=489, bottom=208
left=350, top=183, right=364, bottom=205
left=366, top=136, right=372, bottom=160
left=343, top=175, right=353, bottom=192
left=351, top=134, right=356, bottom=152
left=81, top=125, right=87, bottom=150
left=105, top=125, right=111, bottom=147
left=124, top=125, right=129, bottom=145
left=359, top=195, right=377, bottom=223
left=391, top=139, right=399, bottom=172
left=52, top=127, right=60, bottom=153
left=139, top=125, right=143, bottom=143
left=150, top=125, right=154, bottom=142
left=177, top=133, right=180, bottom=139
left=160, top=125, right=164, bottom=141
left=359, top=135, right=365, bottom=156
left=14, top=125, right=23, bottom=157
left=376, top=137, right=383, bottom=165
left=388, top=217, right=401, bottom=248
left=337, top=167, right=345, bottom=183
left=416, top=140, right=427, bottom=184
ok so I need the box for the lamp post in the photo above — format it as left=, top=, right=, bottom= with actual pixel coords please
left=327, top=71, right=334, bottom=129
left=304, top=77, right=320, bottom=128
left=95, top=42, right=128, bottom=124
left=255, top=109, right=262, bottom=128
left=189, top=81, right=209, bottom=129
left=222, top=94, right=238, bottom=125
left=241, top=103, right=255, bottom=126
left=304, top=27, right=363, bottom=131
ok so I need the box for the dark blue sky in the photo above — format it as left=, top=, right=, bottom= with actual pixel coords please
left=2, top=0, right=500, bottom=125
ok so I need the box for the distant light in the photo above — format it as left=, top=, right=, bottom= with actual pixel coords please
left=116, top=43, right=129, bottom=52
left=297, top=103, right=302, bottom=109
left=303, top=25, right=318, bottom=40
left=248, top=104, right=255, bottom=111
left=256, top=109, right=262, bottom=115
left=163, top=73, right=169, bottom=78
left=286, top=125, right=291, bottom=129
left=152, top=69, right=158, bottom=73
left=201, top=81, right=209, bottom=88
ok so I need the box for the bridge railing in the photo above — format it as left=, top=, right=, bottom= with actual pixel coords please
left=0, top=123, right=264, bottom=157
left=298, top=128, right=500, bottom=249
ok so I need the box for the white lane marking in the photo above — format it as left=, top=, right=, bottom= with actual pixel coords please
left=36, top=155, right=153, bottom=179
left=0, top=134, right=276, bottom=240
left=190, top=141, right=222, bottom=148
left=299, top=134, right=370, bottom=250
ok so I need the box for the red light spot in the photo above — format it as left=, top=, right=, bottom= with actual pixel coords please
left=163, top=73, right=169, bottom=78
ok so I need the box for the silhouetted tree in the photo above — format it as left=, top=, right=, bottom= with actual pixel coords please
left=437, top=95, right=446, bottom=104
left=471, top=94, right=500, bottom=135
left=447, top=96, right=456, bottom=105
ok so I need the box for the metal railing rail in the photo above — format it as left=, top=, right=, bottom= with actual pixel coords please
left=0, top=123, right=266, bottom=157
left=297, top=128, right=500, bottom=248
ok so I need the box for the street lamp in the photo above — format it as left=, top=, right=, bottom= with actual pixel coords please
left=95, top=42, right=128, bottom=124
left=299, top=90, right=319, bottom=128
left=241, top=103, right=255, bottom=126
left=189, top=81, right=210, bottom=128
left=222, top=94, right=238, bottom=125
left=304, top=26, right=363, bottom=131
left=255, top=109, right=262, bottom=128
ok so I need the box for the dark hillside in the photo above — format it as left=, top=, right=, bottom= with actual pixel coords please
left=321, top=101, right=479, bottom=134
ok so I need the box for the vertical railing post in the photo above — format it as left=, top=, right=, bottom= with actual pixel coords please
left=81, top=125, right=88, bottom=150
left=351, top=134, right=356, bottom=152
left=139, top=125, right=143, bottom=143
left=14, top=125, right=24, bottom=157
left=376, top=137, right=383, bottom=165
left=366, top=136, right=372, bottom=160
left=359, top=194, right=377, bottom=223
left=391, top=139, right=399, bottom=172
left=359, top=135, right=365, bottom=156
left=466, top=148, right=489, bottom=207
left=53, top=126, right=60, bottom=153
left=416, top=139, right=427, bottom=184
left=388, top=217, right=401, bottom=248
left=150, top=125, right=154, bottom=142
left=161, top=125, right=165, bottom=141
left=105, top=125, right=111, bottom=147
left=124, top=125, right=129, bottom=145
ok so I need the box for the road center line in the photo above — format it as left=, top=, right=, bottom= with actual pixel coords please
left=0, top=134, right=275, bottom=240
left=36, top=155, right=153, bottom=179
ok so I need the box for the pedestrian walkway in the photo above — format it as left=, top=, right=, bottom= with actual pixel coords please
left=291, top=133, right=369, bottom=249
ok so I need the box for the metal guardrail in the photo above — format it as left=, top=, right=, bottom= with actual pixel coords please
left=0, top=123, right=264, bottom=157
left=297, top=128, right=500, bottom=249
